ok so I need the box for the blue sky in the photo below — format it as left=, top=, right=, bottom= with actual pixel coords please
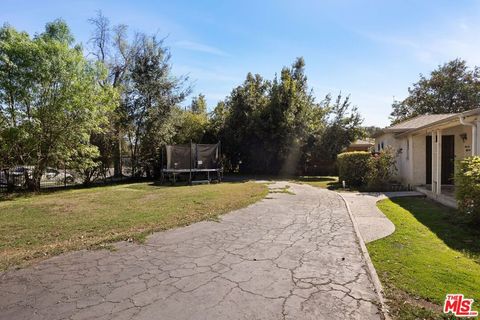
left=2, top=0, right=480, bottom=126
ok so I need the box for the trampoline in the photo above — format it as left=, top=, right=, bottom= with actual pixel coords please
left=161, top=142, right=222, bottom=185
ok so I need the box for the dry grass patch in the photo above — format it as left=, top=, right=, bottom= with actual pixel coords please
left=0, top=182, right=268, bottom=270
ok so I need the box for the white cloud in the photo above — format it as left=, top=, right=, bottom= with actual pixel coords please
left=360, top=19, right=480, bottom=66
left=173, top=40, right=230, bottom=57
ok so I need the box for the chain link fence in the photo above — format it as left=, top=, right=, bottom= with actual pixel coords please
left=0, top=157, right=137, bottom=193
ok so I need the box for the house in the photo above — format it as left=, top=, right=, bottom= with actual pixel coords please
left=374, top=108, right=480, bottom=208
left=345, top=139, right=374, bottom=152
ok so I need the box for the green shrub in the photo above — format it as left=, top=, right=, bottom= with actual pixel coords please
left=366, top=147, right=397, bottom=191
left=456, top=156, right=480, bottom=224
left=337, top=151, right=371, bottom=187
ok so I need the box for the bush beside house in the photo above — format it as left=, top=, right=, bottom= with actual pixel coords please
left=337, top=149, right=396, bottom=190
left=456, top=157, right=480, bottom=224
left=337, top=152, right=371, bottom=187
left=366, top=149, right=397, bottom=190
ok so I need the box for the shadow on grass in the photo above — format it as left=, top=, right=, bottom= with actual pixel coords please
left=0, top=177, right=154, bottom=201
left=147, top=179, right=227, bottom=188
left=223, top=173, right=290, bottom=182
left=297, top=176, right=337, bottom=182
left=223, top=174, right=345, bottom=190
left=296, top=176, right=343, bottom=190
left=0, top=178, right=259, bottom=199
left=389, top=197, right=480, bottom=262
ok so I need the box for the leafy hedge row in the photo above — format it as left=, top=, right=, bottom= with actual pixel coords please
left=337, top=152, right=371, bottom=187
left=337, top=149, right=397, bottom=190
left=456, top=157, right=480, bottom=224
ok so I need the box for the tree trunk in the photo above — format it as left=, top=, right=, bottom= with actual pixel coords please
left=29, top=169, right=41, bottom=192
left=29, top=159, right=47, bottom=191
left=113, top=129, right=122, bottom=177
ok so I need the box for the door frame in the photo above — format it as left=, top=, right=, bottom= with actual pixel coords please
left=441, top=135, right=455, bottom=185
left=425, top=134, right=455, bottom=185
left=426, top=136, right=432, bottom=184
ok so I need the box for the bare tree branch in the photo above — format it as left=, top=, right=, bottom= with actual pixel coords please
left=88, top=10, right=110, bottom=63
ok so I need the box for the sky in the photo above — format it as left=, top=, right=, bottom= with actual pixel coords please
left=2, top=0, right=480, bottom=127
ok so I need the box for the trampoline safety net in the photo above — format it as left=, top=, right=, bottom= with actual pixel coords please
left=165, top=143, right=220, bottom=170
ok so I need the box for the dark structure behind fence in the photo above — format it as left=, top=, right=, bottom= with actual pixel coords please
left=0, top=157, right=136, bottom=193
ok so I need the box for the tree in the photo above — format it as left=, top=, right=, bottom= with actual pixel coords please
left=391, top=59, right=480, bottom=123
left=89, top=13, right=191, bottom=178
left=362, top=126, right=382, bottom=138
left=170, top=95, right=210, bottom=144
left=221, top=72, right=271, bottom=172
left=191, top=93, right=207, bottom=115
left=269, top=57, right=321, bottom=175
left=0, top=26, right=32, bottom=173
left=315, top=94, right=363, bottom=160
left=88, top=11, right=138, bottom=177
left=172, top=108, right=209, bottom=144
left=217, top=58, right=362, bottom=175
left=0, top=21, right=116, bottom=190
left=42, top=19, right=74, bottom=45
left=125, top=34, right=190, bottom=176
left=204, top=101, right=228, bottom=143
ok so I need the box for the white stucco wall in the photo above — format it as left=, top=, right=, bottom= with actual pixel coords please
left=374, top=133, right=404, bottom=183
left=411, top=134, right=426, bottom=186
left=375, top=124, right=473, bottom=187
left=374, top=133, right=400, bottom=153
left=396, top=136, right=410, bottom=185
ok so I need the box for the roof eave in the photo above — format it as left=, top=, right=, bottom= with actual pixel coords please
left=395, top=108, right=480, bottom=138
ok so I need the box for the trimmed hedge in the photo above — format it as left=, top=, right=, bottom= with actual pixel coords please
left=337, top=151, right=371, bottom=187
left=456, top=156, right=480, bottom=224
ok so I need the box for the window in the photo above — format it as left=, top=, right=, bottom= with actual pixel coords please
left=381, top=142, right=384, bottom=150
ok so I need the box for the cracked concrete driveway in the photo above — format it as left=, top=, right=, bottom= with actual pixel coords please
left=0, top=182, right=383, bottom=320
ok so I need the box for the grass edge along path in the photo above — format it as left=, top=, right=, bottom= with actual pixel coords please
left=0, top=181, right=268, bottom=271
left=295, top=176, right=339, bottom=189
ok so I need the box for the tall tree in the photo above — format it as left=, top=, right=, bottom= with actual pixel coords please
left=314, top=93, right=363, bottom=160
left=125, top=34, right=190, bottom=175
left=362, top=126, right=382, bottom=138
left=217, top=57, right=362, bottom=175
left=204, top=101, right=228, bottom=143
left=42, top=19, right=74, bottom=45
left=0, top=21, right=116, bottom=190
left=269, top=57, right=319, bottom=175
left=191, top=93, right=207, bottom=115
left=221, top=72, right=271, bottom=172
left=391, top=59, right=480, bottom=123
left=88, top=11, right=137, bottom=177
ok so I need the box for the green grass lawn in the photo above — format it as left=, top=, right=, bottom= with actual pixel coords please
left=0, top=181, right=268, bottom=271
left=368, top=197, right=480, bottom=319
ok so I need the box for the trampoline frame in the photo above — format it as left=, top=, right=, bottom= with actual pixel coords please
left=160, top=142, right=222, bottom=185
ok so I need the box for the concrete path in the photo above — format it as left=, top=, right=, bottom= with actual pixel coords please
left=339, top=191, right=424, bottom=243
left=0, top=182, right=383, bottom=320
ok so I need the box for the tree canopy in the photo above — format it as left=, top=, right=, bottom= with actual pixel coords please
left=391, top=59, right=480, bottom=123
left=217, top=58, right=362, bottom=175
left=0, top=21, right=117, bottom=189
left=0, top=17, right=365, bottom=184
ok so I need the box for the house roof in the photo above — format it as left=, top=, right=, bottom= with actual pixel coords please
left=349, top=139, right=374, bottom=146
left=387, top=114, right=456, bottom=131
left=374, top=109, right=480, bottom=138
